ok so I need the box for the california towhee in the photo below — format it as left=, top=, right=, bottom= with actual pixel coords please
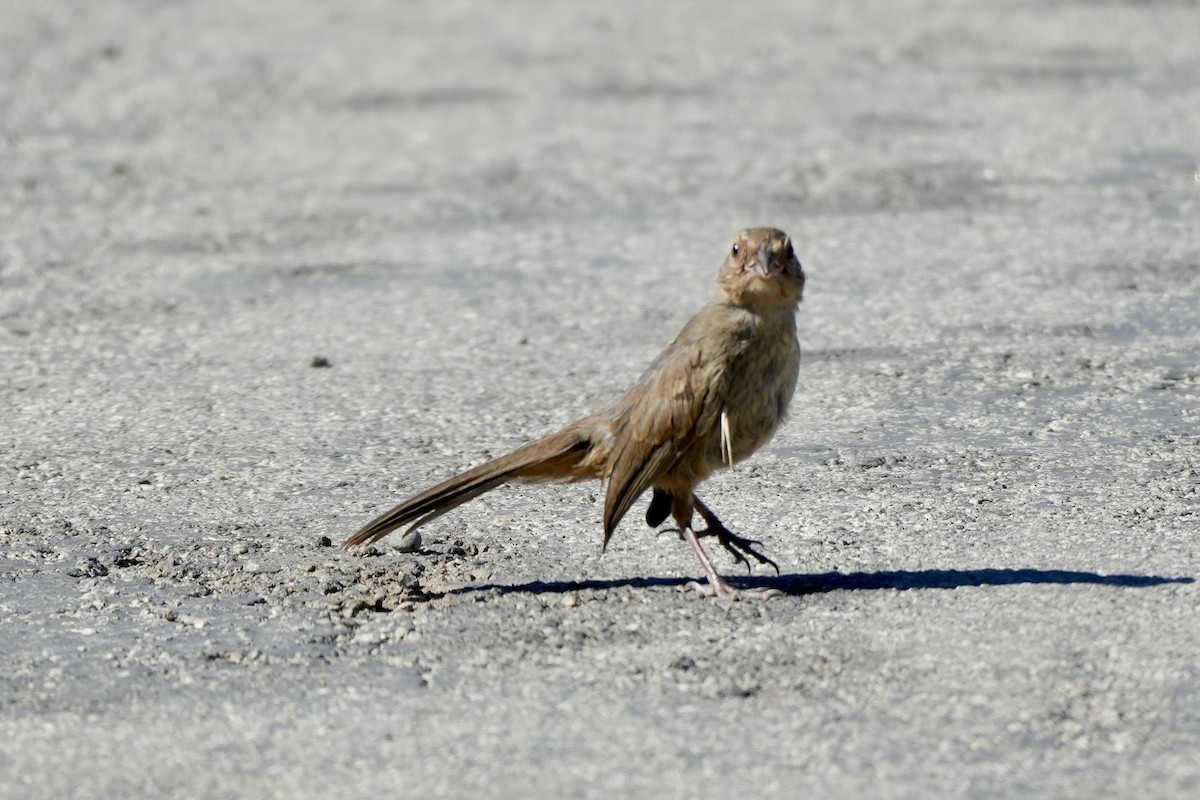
left=345, top=227, right=805, bottom=599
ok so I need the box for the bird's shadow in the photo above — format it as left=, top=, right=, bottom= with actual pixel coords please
left=448, top=568, right=1193, bottom=598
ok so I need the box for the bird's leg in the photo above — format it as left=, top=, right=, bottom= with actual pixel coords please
left=680, top=526, right=744, bottom=600
left=672, top=495, right=781, bottom=600
left=691, top=495, right=779, bottom=575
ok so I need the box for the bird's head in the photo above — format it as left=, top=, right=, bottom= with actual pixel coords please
left=717, top=228, right=805, bottom=309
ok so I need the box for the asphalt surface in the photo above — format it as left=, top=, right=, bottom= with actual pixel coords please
left=2, top=2, right=1198, bottom=798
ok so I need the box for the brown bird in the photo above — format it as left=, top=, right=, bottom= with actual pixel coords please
left=345, top=227, right=805, bottom=599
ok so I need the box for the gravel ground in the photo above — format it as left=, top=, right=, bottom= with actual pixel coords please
left=2, top=1, right=1198, bottom=798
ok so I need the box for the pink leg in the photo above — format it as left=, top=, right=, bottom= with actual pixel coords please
left=672, top=495, right=782, bottom=600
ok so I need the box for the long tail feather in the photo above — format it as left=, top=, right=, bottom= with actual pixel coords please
left=343, top=425, right=594, bottom=548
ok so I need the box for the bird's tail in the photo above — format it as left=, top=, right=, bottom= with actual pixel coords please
left=342, top=422, right=597, bottom=548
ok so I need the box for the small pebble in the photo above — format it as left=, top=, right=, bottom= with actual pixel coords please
left=396, top=529, right=422, bottom=553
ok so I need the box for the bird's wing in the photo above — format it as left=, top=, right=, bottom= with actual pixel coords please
left=601, top=308, right=736, bottom=544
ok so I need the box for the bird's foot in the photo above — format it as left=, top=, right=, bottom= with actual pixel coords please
left=682, top=577, right=784, bottom=601
left=690, top=496, right=780, bottom=574
left=694, top=522, right=779, bottom=575
left=677, top=524, right=783, bottom=601
left=660, top=524, right=777, bottom=574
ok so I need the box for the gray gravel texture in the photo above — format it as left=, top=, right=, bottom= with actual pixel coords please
left=3, top=1, right=1199, bottom=798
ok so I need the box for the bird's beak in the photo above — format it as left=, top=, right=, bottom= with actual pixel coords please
left=753, top=248, right=774, bottom=278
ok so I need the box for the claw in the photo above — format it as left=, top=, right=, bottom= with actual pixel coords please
left=676, top=521, right=783, bottom=601
left=694, top=523, right=780, bottom=575
left=690, top=495, right=781, bottom=575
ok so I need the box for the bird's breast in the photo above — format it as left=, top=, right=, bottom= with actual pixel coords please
left=722, top=318, right=800, bottom=462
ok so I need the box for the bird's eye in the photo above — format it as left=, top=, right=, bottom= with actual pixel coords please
left=731, top=243, right=741, bottom=256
